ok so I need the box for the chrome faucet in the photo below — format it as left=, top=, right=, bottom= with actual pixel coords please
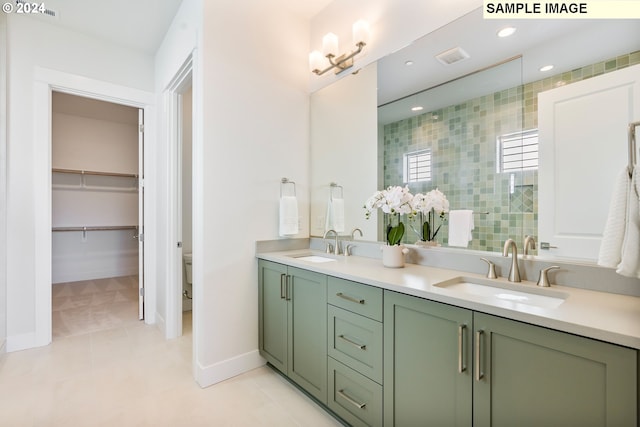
left=502, top=239, right=521, bottom=282
left=344, top=228, right=363, bottom=256
left=323, top=229, right=340, bottom=255
left=523, top=235, right=536, bottom=256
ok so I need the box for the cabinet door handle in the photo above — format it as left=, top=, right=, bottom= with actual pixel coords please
left=280, top=274, right=286, bottom=299
left=285, top=275, right=291, bottom=301
left=337, top=389, right=366, bottom=409
left=458, top=324, right=467, bottom=373
left=475, top=330, right=484, bottom=381
left=336, top=292, right=365, bottom=305
left=338, top=334, right=366, bottom=350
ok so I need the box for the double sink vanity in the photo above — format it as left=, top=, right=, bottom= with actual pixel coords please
left=257, top=241, right=639, bottom=426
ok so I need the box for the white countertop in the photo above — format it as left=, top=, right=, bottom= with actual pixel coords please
left=258, top=249, right=640, bottom=350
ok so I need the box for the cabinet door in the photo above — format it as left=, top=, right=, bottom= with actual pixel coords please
left=473, top=312, right=638, bottom=427
left=288, top=267, right=328, bottom=404
left=384, top=291, right=473, bottom=427
left=258, top=260, right=288, bottom=374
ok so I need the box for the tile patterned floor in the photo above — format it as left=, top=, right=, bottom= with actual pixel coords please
left=0, top=276, right=342, bottom=426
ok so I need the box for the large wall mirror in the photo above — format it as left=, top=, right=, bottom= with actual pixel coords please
left=310, top=6, right=640, bottom=263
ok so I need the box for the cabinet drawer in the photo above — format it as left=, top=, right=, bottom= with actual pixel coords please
left=328, top=277, right=383, bottom=321
left=328, top=305, right=383, bottom=384
left=328, top=357, right=383, bottom=427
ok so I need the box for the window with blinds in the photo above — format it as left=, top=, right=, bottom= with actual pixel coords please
left=403, top=149, right=432, bottom=183
left=498, top=129, right=539, bottom=172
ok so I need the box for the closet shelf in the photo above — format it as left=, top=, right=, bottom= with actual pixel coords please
left=52, top=225, right=138, bottom=232
left=52, top=168, right=138, bottom=179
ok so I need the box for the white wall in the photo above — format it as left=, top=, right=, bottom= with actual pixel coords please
left=5, top=15, right=154, bottom=350
left=310, top=63, right=378, bottom=238
left=0, top=12, right=7, bottom=354
left=193, top=0, right=311, bottom=385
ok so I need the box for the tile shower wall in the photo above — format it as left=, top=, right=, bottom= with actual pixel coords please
left=383, top=50, right=640, bottom=253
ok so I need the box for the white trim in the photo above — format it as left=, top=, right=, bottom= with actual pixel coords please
left=164, top=55, right=194, bottom=342
left=31, top=67, right=157, bottom=350
left=194, top=350, right=266, bottom=388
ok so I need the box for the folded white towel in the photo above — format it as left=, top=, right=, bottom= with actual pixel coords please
left=448, top=210, right=474, bottom=248
left=325, top=198, right=345, bottom=233
left=616, top=165, right=640, bottom=278
left=279, top=196, right=299, bottom=236
left=598, top=168, right=629, bottom=267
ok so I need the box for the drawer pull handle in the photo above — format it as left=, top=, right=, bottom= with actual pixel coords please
left=280, top=274, right=286, bottom=299
left=458, top=324, right=467, bottom=373
left=475, top=330, right=484, bottom=381
left=336, top=292, right=365, bottom=304
left=337, top=389, right=366, bottom=409
left=338, top=334, right=366, bottom=350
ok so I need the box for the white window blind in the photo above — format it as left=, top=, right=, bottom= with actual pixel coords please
left=403, top=149, right=431, bottom=183
left=498, top=129, right=539, bottom=172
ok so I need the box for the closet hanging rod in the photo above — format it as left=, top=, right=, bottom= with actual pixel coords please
left=629, top=121, right=639, bottom=178
left=52, top=225, right=138, bottom=232
left=52, top=168, right=138, bottom=179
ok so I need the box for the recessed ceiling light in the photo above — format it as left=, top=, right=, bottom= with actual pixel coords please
left=405, top=60, right=414, bottom=66
left=497, top=27, right=516, bottom=38
left=540, top=65, right=554, bottom=72
left=411, top=106, right=423, bottom=112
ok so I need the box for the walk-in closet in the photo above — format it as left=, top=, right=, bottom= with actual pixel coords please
left=51, top=92, right=142, bottom=338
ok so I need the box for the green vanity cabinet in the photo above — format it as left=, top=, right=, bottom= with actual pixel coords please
left=327, top=277, right=384, bottom=427
left=258, top=260, right=328, bottom=404
left=384, top=290, right=474, bottom=427
left=473, top=312, right=638, bottom=427
left=384, top=290, right=638, bottom=427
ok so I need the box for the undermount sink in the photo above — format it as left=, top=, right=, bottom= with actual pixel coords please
left=434, top=277, right=568, bottom=309
left=291, top=254, right=337, bottom=263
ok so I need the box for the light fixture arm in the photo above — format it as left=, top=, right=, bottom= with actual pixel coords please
left=313, top=41, right=366, bottom=76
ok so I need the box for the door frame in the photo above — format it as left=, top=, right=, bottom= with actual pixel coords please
left=164, top=56, right=193, bottom=339
left=32, top=67, right=156, bottom=348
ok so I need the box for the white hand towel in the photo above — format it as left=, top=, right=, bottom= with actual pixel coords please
left=616, top=165, right=640, bottom=278
left=279, top=196, right=299, bottom=236
left=448, top=210, right=474, bottom=248
left=327, top=198, right=345, bottom=233
left=598, top=168, right=630, bottom=267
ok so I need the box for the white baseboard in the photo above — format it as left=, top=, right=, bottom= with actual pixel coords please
left=194, top=350, right=265, bottom=388
left=6, top=331, right=49, bottom=352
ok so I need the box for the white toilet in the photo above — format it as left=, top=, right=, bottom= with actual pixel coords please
left=183, top=253, right=193, bottom=311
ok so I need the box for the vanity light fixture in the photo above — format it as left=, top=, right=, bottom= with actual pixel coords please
left=309, top=20, right=371, bottom=76
left=497, top=26, right=517, bottom=38
left=540, top=64, right=554, bottom=72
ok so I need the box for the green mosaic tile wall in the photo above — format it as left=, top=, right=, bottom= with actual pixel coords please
left=383, top=51, right=639, bottom=252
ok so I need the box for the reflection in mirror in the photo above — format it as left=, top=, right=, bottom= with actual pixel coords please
left=379, top=57, right=527, bottom=253
left=374, top=8, right=640, bottom=259
left=310, top=6, right=640, bottom=263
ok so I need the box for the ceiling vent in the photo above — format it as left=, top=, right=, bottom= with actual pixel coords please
left=435, top=47, right=470, bottom=66
left=15, top=0, right=58, bottom=18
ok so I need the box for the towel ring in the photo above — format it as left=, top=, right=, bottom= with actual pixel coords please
left=281, top=178, right=296, bottom=197
left=330, top=182, right=343, bottom=200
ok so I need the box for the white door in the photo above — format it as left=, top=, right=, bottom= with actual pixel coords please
left=138, top=109, right=145, bottom=320
left=538, top=64, right=640, bottom=260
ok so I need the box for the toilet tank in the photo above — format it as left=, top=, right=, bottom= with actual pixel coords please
left=183, top=253, right=193, bottom=284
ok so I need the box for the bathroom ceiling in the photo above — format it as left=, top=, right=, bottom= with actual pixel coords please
left=21, top=0, right=334, bottom=54
left=20, top=0, right=184, bottom=53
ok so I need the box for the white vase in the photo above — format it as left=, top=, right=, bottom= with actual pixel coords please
left=381, top=245, right=409, bottom=268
